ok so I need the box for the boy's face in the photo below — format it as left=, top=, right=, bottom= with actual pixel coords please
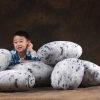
left=13, top=35, right=29, bottom=53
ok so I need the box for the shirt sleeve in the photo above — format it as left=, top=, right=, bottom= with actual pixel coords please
left=9, top=49, right=20, bottom=66
left=30, top=51, right=40, bottom=61
left=8, top=50, right=15, bottom=66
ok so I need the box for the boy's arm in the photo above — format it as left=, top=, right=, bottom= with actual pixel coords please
left=27, top=42, right=40, bottom=61
left=30, top=50, right=40, bottom=61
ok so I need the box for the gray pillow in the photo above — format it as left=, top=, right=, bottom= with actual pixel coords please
left=37, top=41, right=82, bottom=65
left=51, top=58, right=84, bottom=89
left=0, top=70, right=35, bottom=91
left=0, top=49, right=11, bottom=71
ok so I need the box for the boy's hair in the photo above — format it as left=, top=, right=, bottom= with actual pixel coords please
left=13, top=31, right=30, bottom=40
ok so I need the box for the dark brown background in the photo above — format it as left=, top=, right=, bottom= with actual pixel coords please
left=0, top=0, right=100, bottom=65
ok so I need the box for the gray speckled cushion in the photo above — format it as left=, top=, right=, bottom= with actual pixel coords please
left=0, top=70, right=35, bottom=91
left=81, top=60, right=100, bottom=87
left=51, top=58, right=84, bottom=89
left=10, top=61, right=53, bottom=86
left=37, top=41, right=82, bottom=65
left=0, top=49, right=11, bottom=71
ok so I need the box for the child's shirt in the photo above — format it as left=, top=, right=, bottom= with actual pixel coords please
left=9, top=49, right=40, bottom=66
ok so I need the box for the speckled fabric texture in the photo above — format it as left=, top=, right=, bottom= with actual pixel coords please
left=0, top=49, right=11, bottom=71
left=81, top=60, right=100, bottom=87
left=10, top=61, right=53, bottom=86
left=0, top=70, right=35, bottom=91
left=37, top=41, right=82, bottom=65
left=0, top=41, right=100, bottom=91
left=51, top=58, right=84, bottom=89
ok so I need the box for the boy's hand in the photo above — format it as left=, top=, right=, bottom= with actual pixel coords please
left=27, top=42, right=36, bottom=53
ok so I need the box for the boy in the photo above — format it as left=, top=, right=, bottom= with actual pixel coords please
left=9, top=31, right=40, bottom=65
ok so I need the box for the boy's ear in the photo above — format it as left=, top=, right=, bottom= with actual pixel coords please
left=28, top=40, right=31, bottom=43
left=27, top=40, right=31, bottom=47
left=27, top=40, right=31, bottom=44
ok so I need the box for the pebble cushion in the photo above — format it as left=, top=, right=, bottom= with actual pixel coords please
left=37, top=41, right=82, bottom=65
left=81, top=60, right=100, bottom=87
left=0, top=49, right=11, bottom=71
left=0, top=70, right=35, bottom=91
left=10, top=61, right=53, bottom=86
left=51, top=58, right=84, bottom=89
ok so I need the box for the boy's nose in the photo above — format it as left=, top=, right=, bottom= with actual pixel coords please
left=17, top=43, right=21, bottom=45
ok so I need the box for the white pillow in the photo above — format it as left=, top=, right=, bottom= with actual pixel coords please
left=0, top=70, right=35, bottom=91
left=51, top=58, right=84, bottom=89
left=0, top=49, right=11, bottom=71
left=81, top=60, right=100, bottom=87
left=10, top=61, right=53, bottom=86
left=37, top=41, right=82, bottom=65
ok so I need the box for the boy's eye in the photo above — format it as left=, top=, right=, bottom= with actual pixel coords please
left=14, top=42, right=17, bottom=44
left=20, top=41, right=23, bottom=42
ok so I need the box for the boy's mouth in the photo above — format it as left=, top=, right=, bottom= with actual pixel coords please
left=17, top=47, right=22, bottom=50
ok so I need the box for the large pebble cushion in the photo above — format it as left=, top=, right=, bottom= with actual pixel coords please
left=37, top=41, right=82, bottom=65
left=81, top=60, right=100, bottom=87
left=0, top=49, right=11, bottom=71
left=51, top=58, right=84, bottom=89
left=10, top=61, right=53, bottom=86
left=0, top=70, right=35, bottom=91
